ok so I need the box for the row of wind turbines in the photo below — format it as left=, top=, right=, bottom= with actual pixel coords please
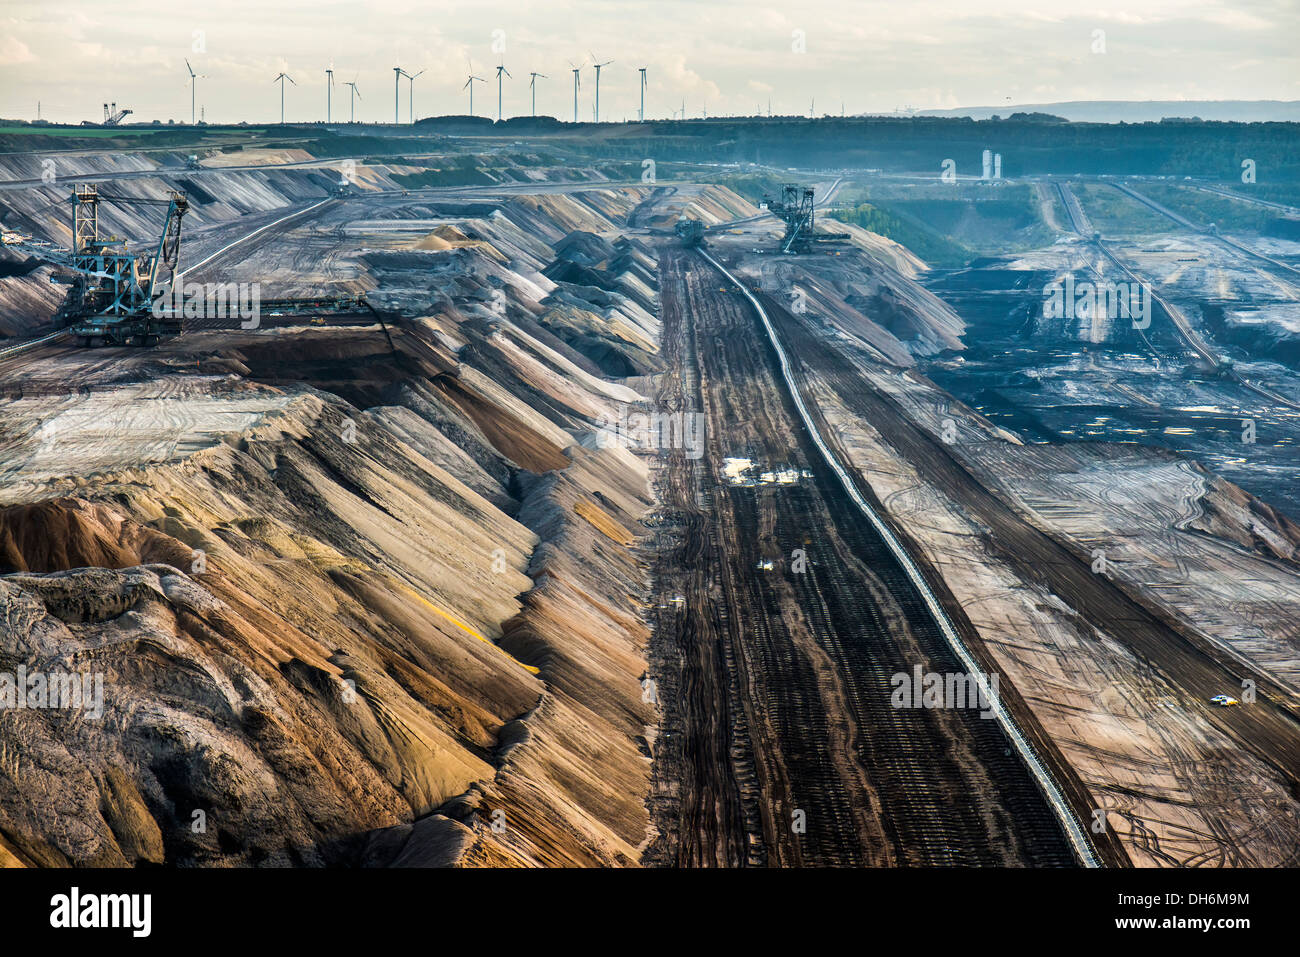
left=269, top=66, right=364, bottom=125
left=186, top=59, right=360, bottom=125
left=193, top=53, right=652, bottom=126
left=392, top=53, right=643, bottom=125
left=464, top=54, right=641, bottom=125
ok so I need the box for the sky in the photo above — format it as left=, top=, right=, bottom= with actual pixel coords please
left=1, top=0, right=1296, bottom=125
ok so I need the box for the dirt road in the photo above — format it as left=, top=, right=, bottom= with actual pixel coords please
left=644, top=247, right=1088, bottom=866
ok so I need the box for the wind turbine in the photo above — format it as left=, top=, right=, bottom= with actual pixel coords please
left=393, top=66, right=408, bottom=124
left=272, top=72, right=296, bottom=124
left=344, top=78, right=361, bottom=122
left=638, top=67, right=647, bottom=122
left=568, top=58, right=583, bottom=123
left=325, top=66, right=334, bottom=122
left=529, top=72, right=547, bottom=117
left=463, top=73, right=484, bottom=115
left=185, top=58, right=206, bottom=125
left=495, top=63, right=511, bottom=122
left=406, top=69, right=424, bottom=123
left=590, top=53, right=613, bottom=123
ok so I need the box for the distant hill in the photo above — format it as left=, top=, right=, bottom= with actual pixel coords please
left=915, top=101, right=1300, bottom=123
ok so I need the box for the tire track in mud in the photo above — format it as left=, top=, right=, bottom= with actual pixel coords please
left=644, top=247, right=1082, bottom=866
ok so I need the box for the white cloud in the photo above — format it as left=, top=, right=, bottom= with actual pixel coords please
left=0, top=36, right=35, bottom=65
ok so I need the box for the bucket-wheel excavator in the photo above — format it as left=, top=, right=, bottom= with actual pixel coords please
left=1, top=184, right=189, bottom=346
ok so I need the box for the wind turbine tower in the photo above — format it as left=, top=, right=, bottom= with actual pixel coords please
left=272, top=72, right=296, bottom=124
left=185, top=59, right=206, bottom=125
left=590, top=54, right=613, bottom=122
left=639, top=67, right=647, bottom=122
left=529, top=72, right=546, bottom=117
left=568, top=59, right=583, bottom=123
left=325, top=67, right=334, bottom=122
left=407, top=69, right=424, bottom=123
left=495, top=63, right=511, bottom=122
left=463, top=74, right=485, bottom=115
left=344, top=79, right=361, bottom=122
left=393, top=66, right=407, bottom=124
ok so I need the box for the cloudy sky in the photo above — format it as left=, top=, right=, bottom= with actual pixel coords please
left=1, top=0, right=1296, bottom=125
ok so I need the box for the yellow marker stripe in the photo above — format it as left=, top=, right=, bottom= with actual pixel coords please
left=397, top=582, right=541, bottom=675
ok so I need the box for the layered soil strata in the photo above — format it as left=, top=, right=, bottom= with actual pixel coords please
left=0, top=174, right=673, bottom=866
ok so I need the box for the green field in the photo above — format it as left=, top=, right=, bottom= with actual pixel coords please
left=1211, top=183, right=1300, bottom=207
left=828, top=202, right=972, bottom=267
left=702, top=170, right=789, bottom=206
left=825, top=180, right=1061, bottom=265
left=1138, top=183, right=1277, bottom=233
left=1072, top=182, right=1178, bottom=235
left=0, top=125, right=159, bottom=138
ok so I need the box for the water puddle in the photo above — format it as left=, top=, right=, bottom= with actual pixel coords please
left=722, top=456, right=812, bottom=487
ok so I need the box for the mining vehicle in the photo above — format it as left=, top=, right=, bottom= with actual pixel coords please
left=3, top=184, right=189, bottom=346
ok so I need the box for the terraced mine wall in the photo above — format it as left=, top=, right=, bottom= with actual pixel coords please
left=0, top=165, right=690, bottom=866
left=0, top=147, right=686, bottom=338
